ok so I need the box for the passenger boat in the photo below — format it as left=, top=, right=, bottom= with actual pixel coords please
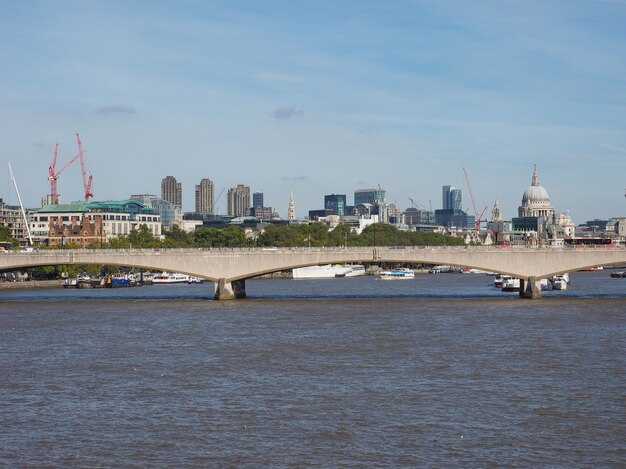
left=501, top=277, right=520, bottom=292
left=551, top=275, right=568, bottom=290
left=292, top=264, right=364, bottom=279
left=379, top=268, right=415, bottom=280
left=342, top=265, right=366, bottom=278
left=152, top=272, right=190, bottom=284
left=494, top=274, right=505, bottom=288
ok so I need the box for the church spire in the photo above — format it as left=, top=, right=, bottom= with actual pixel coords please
left=288, top=191, right=295, bottom=221
left=532, top=164, right=540, bottom=187
left=492, top=198, right=502, bottom=222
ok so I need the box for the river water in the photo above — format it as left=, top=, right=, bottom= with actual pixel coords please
left=1, top=271, right=624, bottom=467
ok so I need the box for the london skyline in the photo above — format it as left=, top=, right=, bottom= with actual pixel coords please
left=1, top=1, right=625, bottom=222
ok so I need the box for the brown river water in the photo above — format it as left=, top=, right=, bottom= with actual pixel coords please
left=1, top=271, right=624, bottom=467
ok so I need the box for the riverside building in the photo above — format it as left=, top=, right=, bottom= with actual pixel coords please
left=30, top=200, right=161, bottom=247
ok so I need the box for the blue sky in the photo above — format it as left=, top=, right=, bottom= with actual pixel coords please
left=1, top=0, right=625, bottom=222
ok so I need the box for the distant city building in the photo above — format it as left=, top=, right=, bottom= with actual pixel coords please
left=195, top=178, right=214, bottom=214
left=161, top=176, right=182, bottom=208
left=227, top=185, right=251, bottom=217
left=288, top=192, right=296, bottom=221
left=251, top=192, right=271, bottom=220
left=403, top=207, right=435, bottom=226
left=253, top=192, right=264, bottom=211
left=435, top=208, right=469, bottom=228
left=0, top=198, right=28, bottom=243
left=517, top=165, right=554, bottom=219
left=308, top=209, right=333, bottom=220
left=491, top=199, right=503, bottom=222
left=30, top=200, right=161, bottom=246
left=354, top=188, right=385, bottom=206
left=510, top=165, right=576, bottom=243
left=130, top=194, right=182, bottom=229
left=324, top=194, right=346, bottom=216
left=442, top=185, right=462, bottom=210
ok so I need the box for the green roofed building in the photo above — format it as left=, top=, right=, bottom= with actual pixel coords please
left=30, top=200, right=161, bottom=247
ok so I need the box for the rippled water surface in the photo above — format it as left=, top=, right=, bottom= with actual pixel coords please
left=1, top=272, right=624, bottom=467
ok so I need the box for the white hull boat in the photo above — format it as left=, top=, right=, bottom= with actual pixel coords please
left=152, top=272, right=190, bottom=284
left=379, top=268, right=415, bottom=280
left=501, top=277, right=521, bottom=292
left=293, top=264, right=364, bottom=279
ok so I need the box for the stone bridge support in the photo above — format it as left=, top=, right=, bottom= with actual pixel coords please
left=214, top=278, right=246, bottom=300
left=519, top=276, right=542, bottom=299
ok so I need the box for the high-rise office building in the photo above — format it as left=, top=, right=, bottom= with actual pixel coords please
left=227, top=184, right=251, bottom=217
left=195, top=178, right=214, bottom=214
left=161, top=176, right=182, bottom=208
left=324, top=194, right=346, bottom=216
left=354, top=188, right=385, bottom=206
left=253, top=192, right=264, bottom=210
left=252, top=192, right=270, bottom=220
left=442, top=185, right=462, bottom=210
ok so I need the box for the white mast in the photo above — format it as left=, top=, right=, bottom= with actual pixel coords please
left=8, top=161, right=34, bottom=245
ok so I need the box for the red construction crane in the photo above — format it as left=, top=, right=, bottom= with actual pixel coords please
left=75, top=133, right=94, bottom=201
left=463, top=167, right=488, bottom=232
left=48, top=143, right=81, bottom=205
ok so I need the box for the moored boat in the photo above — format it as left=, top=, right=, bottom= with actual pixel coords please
left=551, top=275, right=568, bottom=290
left=152, top=272, right=190, bottom=284
left=292, top=264, right=360, bottom=279
left=343, top=265, right=366, bottom=278
left=379, top=268, right=415, bottom=280
left=501, top=277, right=520, bottom=292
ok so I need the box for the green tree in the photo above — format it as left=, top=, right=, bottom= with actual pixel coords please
left=129, top=224, right=160, bottom=248
left=163, top=224, right=192, bottom=247
left=0, top=226, right=12, bottom=241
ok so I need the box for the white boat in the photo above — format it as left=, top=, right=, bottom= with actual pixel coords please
left=551, top=275, right=568, bottom=290
left=292, top=264, right=361, bottom=279
left=344, top=265, right=366, bottom=277
left=379, top=268, right=415, bottom=280
left=501, top=277, right=520, bottom=292
left=152, top=272, right=190, bottom=284
left=494, top=274, right=505, bottom=288
left=550, top=272, right=570, bottom=283
left=187, top=276, right=204, bottom=284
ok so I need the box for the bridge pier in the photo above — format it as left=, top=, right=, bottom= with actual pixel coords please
left=519, top=276, right=542, bottom=299
left=214, top=278, right=246, bottom=300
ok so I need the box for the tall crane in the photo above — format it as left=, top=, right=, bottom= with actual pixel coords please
left=463, top=167, right=488, bottom=231
left=75, top=133, right=93, bottom=201
left=48, top=143, right=81, bottom=205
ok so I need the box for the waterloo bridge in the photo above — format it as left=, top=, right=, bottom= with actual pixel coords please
left=1, top=246, right=625, bottom=300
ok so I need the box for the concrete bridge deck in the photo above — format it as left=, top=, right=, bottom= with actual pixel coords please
left=1, top=246, right=625, bottom=299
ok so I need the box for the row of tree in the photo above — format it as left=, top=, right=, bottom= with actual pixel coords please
left=2, top=222, right=466, bottom=250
